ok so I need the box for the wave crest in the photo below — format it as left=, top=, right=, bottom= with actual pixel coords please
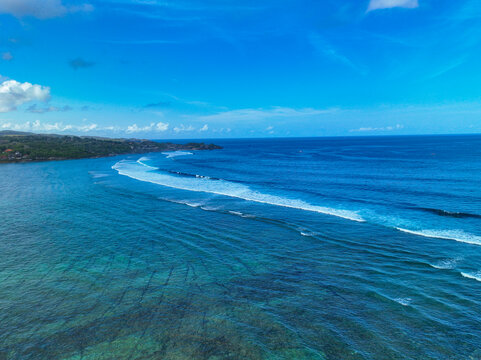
left=112, top=160, right=365, bottom=222
left=162, top=151, right=193, bottom=159
left=429, top=258, right=461, bottom=270
left=396, top=228, right=481, bottom=246
left=461, top=271, right=481, bottom=282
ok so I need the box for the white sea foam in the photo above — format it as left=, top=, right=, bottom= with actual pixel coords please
left=185, top=202, right=202, bottom=208
left=394, top=297, right=412, bottom=306
left=200, top=206, right=222, bottom=211
left=229, top=211, right=244, bottom=216
left=300, top=231, right=320, bottom=237
left=429, top=257, right=461, bottom=270
left=112, top=160, right=365, bottom=222
left=162, top=151, right=193, bottom=159
left=430, top=260, right=458, bottom=270
left=166, top=198, right=204, bottom=208
left=136, top=157, right=157, bottom=170
left=461, top=271, right=481, bottom=282
left=89, top=172, right=109, bottom=179
left=396, top=228, right=481, bottom=247
left=228, top=210, right=255, bottom=218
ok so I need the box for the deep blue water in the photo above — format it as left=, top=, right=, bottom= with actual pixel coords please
left=1, top=135, right=481, bottom=359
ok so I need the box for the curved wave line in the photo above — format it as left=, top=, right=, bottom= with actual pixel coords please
left=112, top=160, right=365, bottom=222
left=396, top=228, right=481, bottom=246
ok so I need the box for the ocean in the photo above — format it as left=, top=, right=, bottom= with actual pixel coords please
left=1, top=135, right=480, bottom=359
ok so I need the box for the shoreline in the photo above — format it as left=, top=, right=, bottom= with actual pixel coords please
left=0, top=131, right=222, bottom=164
left=0, top=150, right=206, bottom=165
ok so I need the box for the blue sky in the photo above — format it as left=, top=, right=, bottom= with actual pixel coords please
left=0, top=0, right=480, bottom=138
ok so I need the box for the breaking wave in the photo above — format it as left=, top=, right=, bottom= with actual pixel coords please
left=396, top=228, right=481, bottom=247
left=112, top=160, right=365, bottom=222
left=429, top=258, right=461, bottom=270
left=394, top=297, right=412, bottom=306
left=162, top=151, right=193, bottom=158
left=461, top=271, right=481, bottom=282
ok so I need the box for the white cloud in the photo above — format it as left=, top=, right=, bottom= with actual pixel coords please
left=350, top=124, right=404, bottom=132
left=1, top=119, right=171, bottom=135
left=2, top=52, right=13, bottom=61
left=126, top=124, right=149, bottom=133
left=0, top=0, right=93, bottom=19
left=0, top=79, right=50, bottom=112
left=77, top=123, right=98, bottom=132
left=199, top=124, right=208, bottom=132
left=367, top=0, right=418, bottom=12
left=173, top=124, right=195, bottom=133
left=156, top=122, right=169, bottom=131
left=126, top=122, right=169, bottom=133
left=266, top=125, right=274, bottom=134
left=199, top=107, right=335, bottom=123
left=0, top=120, right=97, bottom=133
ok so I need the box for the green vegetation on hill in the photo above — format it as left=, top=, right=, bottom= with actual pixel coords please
left=0, top=131, right=222, bottom=162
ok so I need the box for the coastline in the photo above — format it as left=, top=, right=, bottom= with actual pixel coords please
left=0, top=149, right=213, bottom=165
left=0, top=131, right=222, bottom=164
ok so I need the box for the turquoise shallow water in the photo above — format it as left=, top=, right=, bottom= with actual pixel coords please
left=1, top=136, right=481, bottom=359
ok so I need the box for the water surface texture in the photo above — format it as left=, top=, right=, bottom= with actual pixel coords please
left=1, top=135, right=481, bottom=359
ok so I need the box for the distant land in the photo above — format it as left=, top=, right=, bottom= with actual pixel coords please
left=0, top=131, right=222, bottom=163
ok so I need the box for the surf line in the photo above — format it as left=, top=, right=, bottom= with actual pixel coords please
left=112, top=160, right=365, bottom=223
